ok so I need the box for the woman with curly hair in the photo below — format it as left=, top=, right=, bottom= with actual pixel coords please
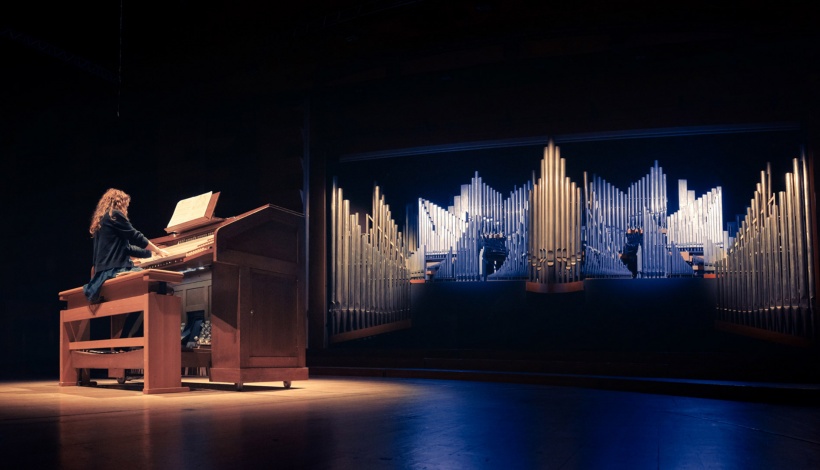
left=82, top=188, right=169, bottom=303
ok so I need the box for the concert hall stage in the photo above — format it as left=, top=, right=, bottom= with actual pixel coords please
left=2, top=374, right=819, bottom=469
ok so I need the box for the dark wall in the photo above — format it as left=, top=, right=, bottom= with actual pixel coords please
left=402, top=279, right=717, bottom=353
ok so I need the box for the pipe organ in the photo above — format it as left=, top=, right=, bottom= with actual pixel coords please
left=628, top=161, right=671, bottom=278
left=330, top=138, right=816, bottom=346
left=490, top=184, right=530, bottom=279
left=715, top=157, right=817, bottom=342
left=582, top=173, right=633, bottom=278
left=417, top=197, right=468, bottom=257
left=406, top=145, right=711, bottom=287
left=666, top=241, right=698, bottom=277
left=415, top=197, right=468, bottom=280
left=329, top=179, right=411, bottom=342
left=407, top=245, right=427, bottom=281
left=527, top=140, right=583, bottom=291
left=416, top=172, right=530, bottom=281
left=667, top=182, right=727, bottom=274
left=581, top=162, right=700, bottom=279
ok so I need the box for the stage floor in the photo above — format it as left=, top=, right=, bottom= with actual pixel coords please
left=2, top=375, right=819, bottom=469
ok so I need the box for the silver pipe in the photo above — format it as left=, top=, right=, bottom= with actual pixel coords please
left=800, top=154, right=815, bottom=323
left=792, top=159, right=807, bottom=316
left=785, top=173, right=797, bottom=318
left=778, top=191, right=789, bottom=328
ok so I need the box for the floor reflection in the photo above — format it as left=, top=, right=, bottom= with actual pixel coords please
left=1, top=377, right=818, bottom=469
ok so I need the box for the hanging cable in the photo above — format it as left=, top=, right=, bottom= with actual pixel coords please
left=117, top=0, right=123, bottom=117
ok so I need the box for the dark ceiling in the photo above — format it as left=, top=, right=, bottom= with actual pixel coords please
left=3, top=1, right=819, bottom=207
left=4, top=1, right=818, bottom=217
left=6, top=1, right=818, bottom=120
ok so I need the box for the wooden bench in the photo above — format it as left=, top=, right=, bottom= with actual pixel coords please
left=58, top=269, right=189, bottom=394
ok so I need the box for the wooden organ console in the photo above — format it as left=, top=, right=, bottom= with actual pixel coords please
left=132, top=197, right=308, bottom=390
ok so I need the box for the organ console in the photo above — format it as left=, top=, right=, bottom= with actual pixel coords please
left=133, top=194, right=308, bottom=390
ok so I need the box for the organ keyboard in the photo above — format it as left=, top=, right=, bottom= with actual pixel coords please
left=133, top=229, right=216, bottom=271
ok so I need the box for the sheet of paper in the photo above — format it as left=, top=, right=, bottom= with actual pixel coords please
left=167, top=191, right=213, bottom=228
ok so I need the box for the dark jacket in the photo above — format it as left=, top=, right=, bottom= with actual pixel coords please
left=91, top=210, right=152, bottom=273
left=83, top=210, right=153, bottom=302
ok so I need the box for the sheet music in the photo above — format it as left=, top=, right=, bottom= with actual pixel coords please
left=167, top=191, right=213, bottom=228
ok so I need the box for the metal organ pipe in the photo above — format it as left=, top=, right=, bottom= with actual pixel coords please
left=490, top=183, right=531, bottom=279
left=667, top=182, right=725, bottom=275
left=328, top=180, right=411, bottom=339
left=716, top=157, right=816, bottom=341
left=625, top=161, right=670, bottom=278
left=582, top=173, right=632, bottom=278
left=333, top=142, right=815, bottom=344
left=528, top=140, right=583, bottom=288
left=414, top=170, right=530, bottom=281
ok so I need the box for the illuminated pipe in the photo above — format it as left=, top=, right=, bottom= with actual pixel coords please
left=331, top=179, right=339, bottom=328
left=759, top=178, right=767, bottom=319
left=330, top=178, right=339, bottom=333
left=773, top=187, right=783, bottom=331
left=764, top=203, right=773, bottom=331
left=800, top=155, right=816, bottom=337
left=717, top=159, right=815, bottom=340
left=651, top=168, right=656, bottom=277
left=761, top=175, right=769, bottom=323
left=548, top=142, right=556, bottom=281
left=717, top=256, right=723, bottom=312
left=653, top=167, right=658, bottom=275
left=571, top=183, right=579, bottom=279
left=546, top=143, right=553, bottom=282
left=743, top=203, right=750, bottom=317
left=785, top=172, right=798, bottom=324
left=788, top=172, right=799, bottom=327
left=771, top=193, right=782, bottom=318
left=342, top=198, right=350, bottom=313
left=539, top=146, right=547, bottom=282
left=791, top=159, right=807, bottom=330
left=766, top=198, right=777, bottom=323
left=351, top=213, right=358, bottom=316
left=778, top=190, right=789, bottom=327
left=752, top=185, right=760, bottom=317
left=329, top=182, right=411, bottom=335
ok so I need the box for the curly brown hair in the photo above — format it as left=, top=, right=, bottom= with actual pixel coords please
left=89, top=188, right=131, bottom=235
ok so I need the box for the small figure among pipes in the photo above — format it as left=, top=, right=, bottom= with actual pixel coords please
left=620, top=229, right=643, bottom=278
left=479, top=232, right=508, bottom=280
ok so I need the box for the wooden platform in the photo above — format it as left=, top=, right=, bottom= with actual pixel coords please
left=525, top=280, right=585, bottom=293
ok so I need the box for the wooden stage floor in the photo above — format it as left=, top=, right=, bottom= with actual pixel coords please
left=2, top=375, right=819, bottom=469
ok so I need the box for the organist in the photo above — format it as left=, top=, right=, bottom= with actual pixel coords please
left=82, top=188, right=169, bottom=304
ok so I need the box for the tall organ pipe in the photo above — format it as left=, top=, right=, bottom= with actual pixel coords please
left=528, top=140, right=583, bottom=287
left=328, top=181, right=411, bottom=338
left=716, top=157, right=816, bottom=341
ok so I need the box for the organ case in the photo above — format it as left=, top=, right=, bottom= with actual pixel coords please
left=137, top=201, right=307, bottom=389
